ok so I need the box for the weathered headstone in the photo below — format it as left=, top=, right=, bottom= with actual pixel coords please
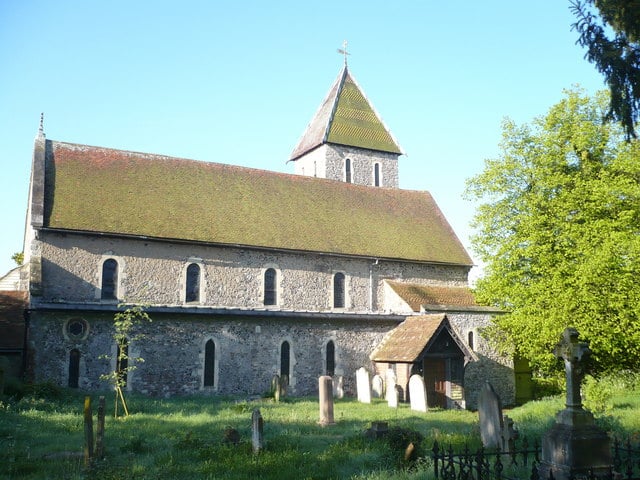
left=371, top=374, right=383, bottom=398
left=278, top=375, right=288, bottom=399
left=252, top=408, right=264, bottom=453
left=478, top=381, right=503, bottom=449
left=408, top=374, right=428, bottom=412
left=271, top=374, right=281, bottom=402
left=318, top=376, right=335, bottom=426
left=384, top=368, right=396, bottom=403
left=388, top=384, right=399, bottom=408
left=356, top=368, right=371, bottom=403
left=332, top=375, right=344, bottom=399
left=365, top=421, right=389, bottom=439
left=538, top=328, right=612, bottom=480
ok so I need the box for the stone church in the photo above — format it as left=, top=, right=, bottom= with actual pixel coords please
left=17, top=65, right=513, bottom=409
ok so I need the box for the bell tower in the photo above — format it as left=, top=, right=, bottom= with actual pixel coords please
left=289, top=65, right=404, bottom=188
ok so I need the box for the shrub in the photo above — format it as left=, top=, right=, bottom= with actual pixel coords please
left=582, top=375, right=614, bottom=414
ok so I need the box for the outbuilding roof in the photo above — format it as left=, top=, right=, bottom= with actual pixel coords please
left=387, top=281, right=479, bottom=311
left=37, top=140, right=473, bottom=265
left=370, top=314, right=451, bottom=363
left=289, top=66, right=403, bottom=160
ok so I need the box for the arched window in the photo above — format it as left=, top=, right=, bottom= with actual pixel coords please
left=345, top=158, right=352, bottom=183
left=204, top=339, right=215, bottom=387
left=264, top=268, right=277, bottom=306
left=326, top=340, right=335, bottom=376
left=280, top=341, right=290, bottom=384
left=116, top=341, right=129, bottom=387
left=468, top=331, right=474, bottom=350
left=101, top=259, right=118, bottom=300
left=374, top=163, right=380, bottom=186
left=333, top=272, right=345, bottom=308
left=68, top=349, right=80, bottom=388
left=185, top=263, right=201, bottom=303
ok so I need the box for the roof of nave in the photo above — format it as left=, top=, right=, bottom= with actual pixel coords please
left=39, top=139, right=472, bottom=265
left=289, top=66, right=403, bottom=161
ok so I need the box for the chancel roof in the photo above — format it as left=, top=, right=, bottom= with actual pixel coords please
left=38, top=140, right=472, bottom=265
left=289, top=66, right=403, bottom=160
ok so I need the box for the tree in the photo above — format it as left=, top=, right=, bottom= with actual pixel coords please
left=11, top=252, right=23, bottom=266
left=571, top=0, right=640, bottom=139
left=465, top=88, right=640, bottom=376
left=100, top=304, right=151, bottom=416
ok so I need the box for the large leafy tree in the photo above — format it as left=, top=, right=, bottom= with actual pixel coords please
left=571, top=0, right=640, bottom=139
left=465, top=88, right=640, bottom=375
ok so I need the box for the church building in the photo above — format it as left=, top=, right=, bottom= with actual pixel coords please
left=17, top=64, right=513, bottom=409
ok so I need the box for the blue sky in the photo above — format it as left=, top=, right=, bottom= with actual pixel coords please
left=0, top=1, right=605, bottom=278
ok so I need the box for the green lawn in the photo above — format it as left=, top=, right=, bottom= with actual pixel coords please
left=1, top=381, right=639, bottom=480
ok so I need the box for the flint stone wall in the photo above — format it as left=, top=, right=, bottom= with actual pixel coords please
left=28, top=310, right=396, bottom=397
left=448, top=312, right=515, bottom=410
left=32, top=231, right=470, bottom=310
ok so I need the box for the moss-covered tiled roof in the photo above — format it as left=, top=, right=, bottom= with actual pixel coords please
left=42, top=140, right=472, bottom=265
left=370, top=314, right=447, bottom=363
left=387, top=282, right=478, bottom=311
left=290, top=67, right=403, bottom=160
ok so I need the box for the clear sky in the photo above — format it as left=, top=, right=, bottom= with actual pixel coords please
left=0, top=1, right=606, bottom=279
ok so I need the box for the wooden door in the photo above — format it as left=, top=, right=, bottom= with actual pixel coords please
left=424, top=358, right=447, bottom=408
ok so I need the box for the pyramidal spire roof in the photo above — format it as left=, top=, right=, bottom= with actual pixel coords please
left=289, top=66, right=404, bottom=161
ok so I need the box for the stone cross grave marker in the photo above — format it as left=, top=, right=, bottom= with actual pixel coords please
left=409, top=374, right=428, bottom=412
left=356, top=367, right=371, bottom=403
left=478, top=381, right=503, bottom=449
left=539, top=328, right=611, bottom=480
left=554, top=327, right=590, bottom=411
left=252, top=408, right=263, bottom=454
left=371, top=374, right=383, bottom=398
left=318, top=375, right=335, bottom=426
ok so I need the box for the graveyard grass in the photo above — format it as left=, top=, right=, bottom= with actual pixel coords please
left=2, top=377, right=640, bottom=480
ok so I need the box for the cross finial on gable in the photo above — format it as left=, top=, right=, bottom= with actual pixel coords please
left=337, top=40, right=350, bottom=66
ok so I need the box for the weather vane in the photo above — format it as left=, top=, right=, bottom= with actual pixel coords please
left=337, top=40, right=350, bottom=66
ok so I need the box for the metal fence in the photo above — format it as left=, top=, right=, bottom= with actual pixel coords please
left=431, top=436, right=640, bottom=480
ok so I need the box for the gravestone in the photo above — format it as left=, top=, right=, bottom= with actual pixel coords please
left=365, top=421, right=389, bottom=439
left=271, top=374, right=281, bottom=402
left=371, top=375, right=383, bottom=398
left=478, top=381, right=503, bottom=449
left=538, top=328, right=612, bottom=480
left=318, top=376, right=335, bottom=426
left=251, top=408, right=263, bottom=453
left=385, top=368, right=397, bottom=403
left=356, top=367, right=371, bottom=403
left=332, top=375, right=344, bottom=399
left=502, top=415, right=518, bottom=454
left=388, top=384, right=399, bottom=408
left=408, top=374, right=428, bottom=412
